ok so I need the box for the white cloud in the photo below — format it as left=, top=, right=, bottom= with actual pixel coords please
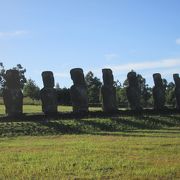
left=141, top=68, right=180, bottom=79
left=0, top=30, right=28, bottom=38
left=105, top=58, right=180, bottom=73
left=176, top=38, right=180, bottom=45
left=104, top=53, right=119, bottom=61
left=54, top=72, right=69, bottom=78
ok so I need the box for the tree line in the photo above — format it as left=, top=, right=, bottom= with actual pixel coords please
left=0, top=62, right=176, bottom=108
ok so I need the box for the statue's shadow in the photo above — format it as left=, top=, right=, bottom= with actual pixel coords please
left=0, top=109, right=180, bottom=137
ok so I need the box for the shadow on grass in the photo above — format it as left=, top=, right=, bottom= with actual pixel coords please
left=136, top=116, right=177, bottom=127
left=37, top=120, right=83, bottom=134
left=76, top=119, right=117, bottom=132
left=111, top=117, right=157, bottom=129
left=0, top=113, right=180, bottom=137
left=165, top=115, right=180, bottom=122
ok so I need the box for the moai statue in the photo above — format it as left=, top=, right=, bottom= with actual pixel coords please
left=152, top=73, right=165, bottom=110
left=40, top=71, right=57, bottom=114
left=2, top=69, right=23, bottom=116
left=70, top=68, right=88, bottom=113
left=126, top=71, right=142, bottom=110
left=173, top=74, right=180, bottom=110
left=101, top=69, right=117, bottom=112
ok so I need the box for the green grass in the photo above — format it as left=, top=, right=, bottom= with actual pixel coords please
left=0, top=97, right=42, bottom=105
left=0, top=104, right=101, bottom=115
left=0, top=132, right=180, bottom=179
left=0, top=104, right=180, bottom=179
left=0, top=105, right=5, bottom=115
left=22, top=105, right=73, bottom=114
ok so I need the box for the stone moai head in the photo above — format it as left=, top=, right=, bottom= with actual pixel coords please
left=127, top=71, right=137, bottom=87
left=70, top=68, right=86, bottom=86
left=42, top=71, right=54, bottom=88
left=153, top=73, right=163, bottom=87
left=5, top=69, right=21, bottom=89
left=102, top=69, right=114, bottom=86
left=173, top=74, right=180, bottom=87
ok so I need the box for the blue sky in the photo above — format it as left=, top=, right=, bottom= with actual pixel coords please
left=0, top=0, right=180, bottom=88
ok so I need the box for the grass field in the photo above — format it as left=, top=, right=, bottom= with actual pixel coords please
left=0, top=104, right=180, bottom=179
left=0, top=132, right=180, bottom=179
left=0, top=104, right=102, bottom=115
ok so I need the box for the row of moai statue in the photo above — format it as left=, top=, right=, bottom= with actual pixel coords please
left=40, top=68, right=117, bottom=114
left=2, top=68, right=180, bottom=116
left=126, top=72, right=166, bottom=111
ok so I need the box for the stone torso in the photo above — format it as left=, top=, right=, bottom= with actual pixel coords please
left=40, top=88, right=57, bottom=114
left=70, top=68, right=88, bottom=113
left=2, top=70, right=23, bottom=116
left=3, top=88, right=23, bottom=115
left=101, top=86, right=117, bottom=112
left=126, top=72, right=142, bottom=110
left=152, top=73, right=165, bottom=110
left=173, top=74, right=180, bottom=109
left=101, top=69, right=117, bottom=112
left=70, top=85, right=88, bottom=112
left=40, top=71, right=57, bottom=114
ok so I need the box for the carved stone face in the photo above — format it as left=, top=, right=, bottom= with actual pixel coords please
left=173, top=74, right=180, bottom=87
left=42, top=71, right=54, bottom=88
left=153, top=73, right=163, bottom=87
left=5, top=69, right=21, bottom=89
left=70, top=68, right=85, bottom=86
left=102, top=69, right=114, bottom=86
left=127, top=71, right=137, bottom=87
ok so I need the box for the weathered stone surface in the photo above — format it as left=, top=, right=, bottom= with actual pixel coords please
left=152, top=73, right=165, bottom=110
left=173, top=73, right=180, bottom=109
left=42, top=71, right=55, bottom=88
left=40, top=71, right=57, bottom=114
left=126, top=71, right=142, bottom=110
left=3, top=69, right=23, bottom=116
left=101, top=69, right=117, bottom=112
left=70, top=68, right=88, bottom=113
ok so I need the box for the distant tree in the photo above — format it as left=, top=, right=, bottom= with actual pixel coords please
left=116, top=87, right=128, bottom=108
left=165, top=82, right=175, bottom=107
left=114, top=80, right=121, bottom=88
left=55, top=83, right=60, bottom=89
left=57, top=87, right=71, bottom=105
left=0, top=63, right=5, bottom=90
left=0, top=62, right=26, bottom=89
left=137, top=74, right=152, bottom=107
left=85, top=71, right=102, bottom=104
left=162, top=78, right=168, bottom=88
left=12, top=64, right=27, bottom=89
left=23, top=79, right=40, bottom=100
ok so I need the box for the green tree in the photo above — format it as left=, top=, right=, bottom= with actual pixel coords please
left=0, top=62, right=26, bottom=89
left=116, top=87, right=128, bottom=108
left=55, top=83, right=60, bottom=89
left=165, top=82, right=175, bottom=107
left=137, top=74, right=152, bottom=107
left=23, top=79, right=40, bottom=100
left=85, top=71, right=102, bottom=105
left=57, top=87, right=71, bottom=105
left=0, top=63, right=5, bottom=90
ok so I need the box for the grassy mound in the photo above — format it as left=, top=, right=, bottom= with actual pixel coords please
left=0, top=105, right=180, bottom=179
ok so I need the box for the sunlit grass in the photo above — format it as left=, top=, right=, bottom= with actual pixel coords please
left=0, top=103, right=180, bottom=179
left=0, top=104, right=102, bottom=115
left=0, top=133, right=180, bottom=179
left=0, top=105, right=5, bottom=115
